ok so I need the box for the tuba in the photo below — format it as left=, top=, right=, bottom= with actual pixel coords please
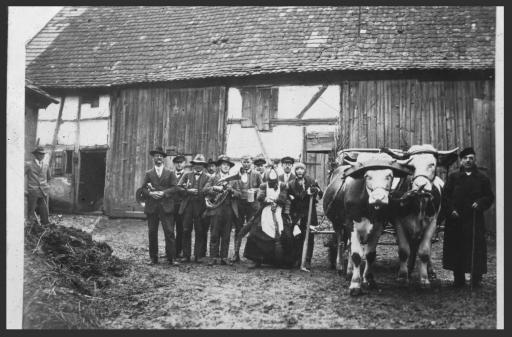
left=204, top=173, right=241, bottom=209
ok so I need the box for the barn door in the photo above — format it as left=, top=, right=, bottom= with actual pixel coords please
left=473, top=98, right=495, bottom=234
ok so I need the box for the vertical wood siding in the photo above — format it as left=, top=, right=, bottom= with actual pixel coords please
left=338, top=78, right=495, bottom=229
left=104, top=86, right=226, bottom=216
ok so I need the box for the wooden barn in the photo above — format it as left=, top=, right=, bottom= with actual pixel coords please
left=26, top=6, right=496, bottom=226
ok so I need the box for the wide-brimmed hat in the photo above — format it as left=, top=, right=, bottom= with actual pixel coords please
left=190, top=154, right=208, bottom=166
left=281, top=156, right=295, bottom=164
left=149, top=146, right=167, bottom=157
left=216, top=154, right=235, bottom=167
left=253, top=154, right=266, bottom=166
left=343, top=159, right=412, bottom=179
left=172, top=154, right=186, bottom=163
left=31, top=146, right=46, bottom=155
left=459, top=147, right=476, bottom=158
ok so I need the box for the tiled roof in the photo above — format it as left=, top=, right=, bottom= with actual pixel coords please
left=25, top=78, right=60, bottom=104
left=26, top=6, right=496, bottom=89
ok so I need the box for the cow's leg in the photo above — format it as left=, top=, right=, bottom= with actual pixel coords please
left=335, top=228, right=346, bottom=276
left=395, top=219, right=410, bottom=285
left=417, top=218, right=437, bottom=289
left=363, top=223, right=382, bottom=290
left=348, top=229, right=363, bottom=296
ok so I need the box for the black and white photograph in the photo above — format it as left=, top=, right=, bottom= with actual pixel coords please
left=6, top=5, right=503, bottom=329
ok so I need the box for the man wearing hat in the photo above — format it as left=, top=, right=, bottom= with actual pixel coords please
left=206, top=158, right=218, bottom=178
left=442, top=147, right=494, bottom=288
left=287, top=162, right=323, bottom=270
left=279, top=156, right=296, bottom=184
left=25, top=146, right=51, bottom=225
left=204, top=154, right=241, bottom=265
left=140, top=146, right=181, bottom=265
left=253, top=154, right=267, bottom=181
left=231, top=155, right=263, bottom=262
left=172, top=154, right=187, bottom=258
left=177, top=154, right=211, bottom=263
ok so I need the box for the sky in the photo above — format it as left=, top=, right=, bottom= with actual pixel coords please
left=9, top=6, right=63, bottom=44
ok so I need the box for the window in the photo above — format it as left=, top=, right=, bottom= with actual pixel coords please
left=66, top=150, right=74, bottom=174
left=82, top=95, right=100, bottom=108
left=52, top=151, right=65, bottom=176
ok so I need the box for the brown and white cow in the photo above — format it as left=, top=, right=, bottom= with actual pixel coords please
left=323, top=152, right=411, bottom=296
left=382, top=145, right=458, bottom=288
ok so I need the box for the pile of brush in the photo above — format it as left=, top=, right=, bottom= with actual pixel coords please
left=23, top=219, right=126, bottom=328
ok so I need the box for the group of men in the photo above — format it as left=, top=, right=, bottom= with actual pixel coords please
left=139, top=146, right=323, bottom=269
left=24, top=144, right=495, bottom=287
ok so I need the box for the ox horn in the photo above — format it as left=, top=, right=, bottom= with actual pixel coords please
left=380, top=147, right=409, bottom=160
left=437, top=147, right=459, bottom=167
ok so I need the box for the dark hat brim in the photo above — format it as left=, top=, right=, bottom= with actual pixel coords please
left=172, top=155, right=186, bottom=162
left=190, top=160, right=208, bottom=167
left=149, top=150, right=167, bottom=157
left=281, top=156, right=295, bottom=164
left=217, top=159, right=235, bottom=167
left=253, top=159, right=266, bottom=165
left=32, top=149, right=46, bottom=154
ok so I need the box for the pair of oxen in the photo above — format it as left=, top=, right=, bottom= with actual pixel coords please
left=323, top=144, right=458, bottom=296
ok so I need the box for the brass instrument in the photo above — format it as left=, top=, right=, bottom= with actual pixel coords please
left=204, top=173, right=241, bottom=210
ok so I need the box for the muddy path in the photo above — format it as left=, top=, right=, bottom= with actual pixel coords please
left=64, top=215, right=496, bottom=329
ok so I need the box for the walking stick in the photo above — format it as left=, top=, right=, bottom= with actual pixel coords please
left=300, top=195, right=314, bottom=272
left=470, top=208, right=477, bottom=292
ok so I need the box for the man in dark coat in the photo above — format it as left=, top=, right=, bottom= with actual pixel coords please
left=204, top=155, right=241, bottom=265
left=177, top=154, right=210, bottom=263
left=172, top=154, right=187, bottom=258
left=140, top=146, right=182, bottom=265
left=287, top=162, right=323, bottom=270
left=25, top=146, right=51, bottom=225
left=442, top=147, right=494, bottom=288
left=231, top=154, right=263, bottom=262
left=253, top=154, right=267, bottom=181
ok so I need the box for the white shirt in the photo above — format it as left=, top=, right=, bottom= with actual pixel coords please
left=176, top=169, right=184, bottom=179
left=220, top=172, right=230, bottom=180
left=284, top=173, right=291, bottom=182
left=155, top=165, right=163, bottom=177
left=34, top=159, right=42, bottom=168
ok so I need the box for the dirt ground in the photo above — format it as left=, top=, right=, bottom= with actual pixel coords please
left=49, top=214, right=497, bottom=329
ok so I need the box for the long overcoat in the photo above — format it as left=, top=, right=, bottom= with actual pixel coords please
left=442, top=167, right=494, bottom=274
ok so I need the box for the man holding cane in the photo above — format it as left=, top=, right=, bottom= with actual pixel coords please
left=287, top=162, right=323, bottom=271
left=442, top=147, right=494, bottom=288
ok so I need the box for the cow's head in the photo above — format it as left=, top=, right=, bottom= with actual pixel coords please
left=343, top=153, right=412, bottom=210
left=381, top=145, right=458, bottom=193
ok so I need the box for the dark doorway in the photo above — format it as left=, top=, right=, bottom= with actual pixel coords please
left=77, top=150, right=106, bottom=212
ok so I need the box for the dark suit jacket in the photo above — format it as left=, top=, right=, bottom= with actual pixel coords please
left=25, top=159, right=51, bottom=197
left=177, top=171, right=210, bottom=215
left=287, top=175, right=323, bottom=218
left=141, top=167, right=179, bottom=214
left=204, top=173, right=241, bottom=217
left=278, top=172, right=296, bottom=184
left=232, top=170, right=262, bottom=203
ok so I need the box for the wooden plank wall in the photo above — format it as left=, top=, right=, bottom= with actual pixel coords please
left=104, top=86, right=226, bottom=216
left=339, top=78, right=496, bottom=230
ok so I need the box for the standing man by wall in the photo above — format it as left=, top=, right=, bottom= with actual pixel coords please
left=140, top=146, right=181, bottom=265
left=442, top=147, right=494, bottom=288
left=177, top=154, right=210, bottom=263
left=172, top=154, right=187, bottom=258
left=25, top=146, right=51, bottom=225
left=231, top=155, right=262, bottom=262
left=205, top=155, right=241, bottom=265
